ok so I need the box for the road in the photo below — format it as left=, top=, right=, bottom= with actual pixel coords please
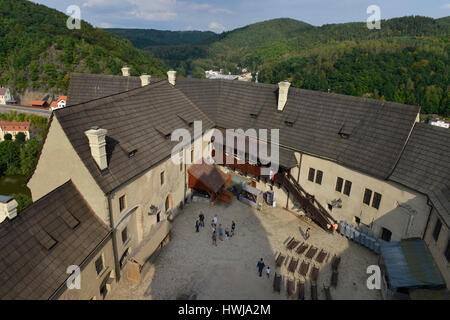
left=0, top=104, right=52, bottom=117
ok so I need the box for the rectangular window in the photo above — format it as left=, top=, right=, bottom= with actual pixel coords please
left=95, top=255, right=104, bottom=276
left=119, top=195, right=126, bottom=212
left=180, top=160, right=183, bottom=171
left=354, top=216, right=361, bottom=225
left=433, top=219, right=442, bottom=242
left=308, top=168, right=315, bottom=182
left=445, top=239, right=450, bottom=262
left=363, top=188, right=372, bottom=205
left=160, top=171, right=165, bottom=185
left=121, top=227, right=128, bottom=245
left=191, top=147, right=194, bottom=163
left=315, top=170, right=323, bottom=185
left=343, top=180, right=352, bottom=196
left=335, top=177, right=343, bottom=192
left=381, top=228, right=392, bottom=242
left=372, top=192, right=382, bottom=210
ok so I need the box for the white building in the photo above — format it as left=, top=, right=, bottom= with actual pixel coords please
left=430, top=119, right=450, bottom=129
left=0, top=88, right=13, bottom=105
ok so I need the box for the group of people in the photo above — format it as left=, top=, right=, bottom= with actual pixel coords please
left=195, top=213, right=236, bottom=246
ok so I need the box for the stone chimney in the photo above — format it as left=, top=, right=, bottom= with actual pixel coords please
left=0, top=196, right=18, bottom=223
left=140, top=74, right=151, bottom=86
left=85, top=126, right=108, bottom=171
left=167, top=70, right=177, bottom=86
left=121, top=66, right=130, bottom=77
left=277, top=80, right=291, bottom=111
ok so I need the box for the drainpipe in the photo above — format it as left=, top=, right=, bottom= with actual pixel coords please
left=423, top=198, right=434, bottom=240
left=107, top=195, right=121, bottom=281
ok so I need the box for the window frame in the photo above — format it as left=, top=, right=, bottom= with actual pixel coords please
left=335, top=177, right=343, bottom=192
left=432, top=219, right=442, bottom=242
left=363, top=188, right=372, bottom=206
left=121, top=227, right=128, bottom=245
left=315, top=170, right=323, bottom=185
left=160, top=171, right=165, bottom=186
left=343, top=180, right=352, bottom=196
left=372, top=192, right=382, bottom=210
left=119, top=195, right=126, bottom=212
left=95, top=254, right=105, bottom=276
left=308, top=168, right=315, bottom=182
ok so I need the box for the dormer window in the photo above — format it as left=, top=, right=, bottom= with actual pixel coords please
left=249, top=113, right=258, bottom=119
left=128, top=149, right=138, bottom=158
left=284, top=121, right=294, bottom=127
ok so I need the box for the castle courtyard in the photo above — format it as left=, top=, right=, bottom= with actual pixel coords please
left=108, top=199, right=381, bottom=300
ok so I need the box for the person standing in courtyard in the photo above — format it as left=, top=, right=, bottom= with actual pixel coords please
left=195, top=220, right=200, bottom=233
left=213, top=215, right=218, bottom=227
left=257, top=258, right=265, bottom=277
left=266, top=266, right=271, bottom=279
left=231, top=220, right=236, bottom=236
left=212, top=231, right=217, bottom=246
left=218, top=224, right=224, bottom=241
left=305, top=227, right=311, bottom=240
left=225, top=227, right=230, bottom=240
left=199, top=213, right=205, bottom=227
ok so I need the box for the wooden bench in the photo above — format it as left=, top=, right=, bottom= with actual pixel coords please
left=298, top=261, right=310, bottom=277
left=297, top=280, right=305, bottom=300
left=287, top=278, right=295, bottom=298
left=310, top=266, right=320, bottom=282
left=275, top=252, right=286, bottom=268
left=296, top=242, right=309, bottom=255
left=305, top=246, right=318, bottom=259
left=315, top=249, right=328, bottom=263
left=273, top=273, right=282, bottom=293
left=288, top=257, right=299, bottom=273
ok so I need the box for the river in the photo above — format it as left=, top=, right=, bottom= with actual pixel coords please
left=0, top=174, right=31, bottom=197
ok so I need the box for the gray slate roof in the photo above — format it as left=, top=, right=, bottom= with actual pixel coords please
left=177, top=78, right=420, bottom=180
left=65, top=74, right=449, bottom=221
left=58, top=79, right=214, bottom=194
left=390, top=123, right=450, bottom=225
left=67, top=73, right=161, bottom=106
left=0, top=180, right=110, bottom=300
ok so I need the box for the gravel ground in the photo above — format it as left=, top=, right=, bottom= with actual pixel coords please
left=108, top=198, right=381, bottom=300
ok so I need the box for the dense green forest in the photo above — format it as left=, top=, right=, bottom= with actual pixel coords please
left=110, top=16, right=449, bottom=115
left=0, top=0, right=167, bottom=96
left=0, top=111, right=48, bottom=212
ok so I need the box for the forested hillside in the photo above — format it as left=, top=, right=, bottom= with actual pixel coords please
left=0, top=0, right=167, bottom=98
left=112, top=16, right=449, bottom=115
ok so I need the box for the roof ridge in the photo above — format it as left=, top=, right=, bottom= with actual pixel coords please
left=58, top=78, right=167, bottom=112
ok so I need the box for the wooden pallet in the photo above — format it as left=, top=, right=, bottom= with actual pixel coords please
left=305, top=246, right=318, bottom=259
left=315, top=249, right=328, bottom=263
left=288, top=258, right=299, bottom=273
left=310, top=266, right=320, bottom=281
left=298, top=261, right=310, bottom=276
left=296, top=242, right=309, bottom=255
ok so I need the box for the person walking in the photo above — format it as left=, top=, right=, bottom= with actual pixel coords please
left=199, top=213, right=205, bottom=227
left=257, top=258, right=265, bottom=277
left=195, top=220, right=200, bottom=233
left=212, top=231, right=217, bottom=246
left=225, top=228, right=230, bottom=240
left=218, top=224, right=224, bottom=241
left=266, top=266, right=271, bottom=279
left=211, top=219, right=216, bottom=232
left=213, top=215, right=218, bottom=227
left=231, top=221, right=236, bottom=236
left=305, top=227, right=311, bottom=240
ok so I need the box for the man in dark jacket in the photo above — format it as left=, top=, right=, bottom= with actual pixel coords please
left=257, top=258, right=265, bottom=277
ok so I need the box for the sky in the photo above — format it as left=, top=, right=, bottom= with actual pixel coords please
left=32, top=0, right=450, bottom=32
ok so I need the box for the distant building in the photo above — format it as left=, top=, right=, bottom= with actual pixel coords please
left=29, top=100, right=48, bottom=107
left=50, top=96, right=67, bottom=111
left=0, top=88, right=13, bottom=105
left=0, top=121, right=30, bottom=141
left=205, top=70, right=252, bottom=81
left=429, top=118, right=450, bottom=129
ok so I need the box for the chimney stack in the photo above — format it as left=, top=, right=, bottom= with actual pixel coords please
left=85, top=126, right=108, bottom=171
left=140, top=74, right=151, bottom=86
left=277, top=80, right=291, bottom=111
left=0, top=196, right=18, bottom=223
left=167, top=70, right=177, bottom=86
left=121, top=66, right=130, bottom=77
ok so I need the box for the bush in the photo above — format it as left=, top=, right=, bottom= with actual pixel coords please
left=12, top=193, right=32, bottom=213
left=4, top=133, right=12, bottom=141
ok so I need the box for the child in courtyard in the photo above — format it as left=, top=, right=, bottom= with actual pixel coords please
left=231, top=221, right=236, bottom=236
left=305, top=227, right=311, bottom=240
left=212, top=231, right=217, bottom=246
left=195, top=220, right=200, bottom=233
left=266, top=266, right=271, bottom=279
left=225, top=228, right=230, bottom=240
